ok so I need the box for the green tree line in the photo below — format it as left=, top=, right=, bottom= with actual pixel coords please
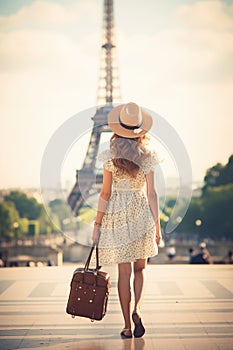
left=0, top=190, right=94, bottom=242
left=176, top=154, right=233, bottom=240
left=0, top=191, right=69, bottom=242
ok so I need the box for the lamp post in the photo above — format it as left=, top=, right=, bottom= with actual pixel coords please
left=13, top=222, right=19, bottom=247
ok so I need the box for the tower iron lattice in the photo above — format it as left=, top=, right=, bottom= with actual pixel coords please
left=68, top=0, right=121, bottom=215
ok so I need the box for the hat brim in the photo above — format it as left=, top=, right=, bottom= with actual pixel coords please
left=108, top=104, right=153, bottom=138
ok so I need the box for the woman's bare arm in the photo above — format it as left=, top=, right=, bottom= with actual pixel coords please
left=92, top=168, right=112, bottom=243
left=146, top=171, right=162, bottom=245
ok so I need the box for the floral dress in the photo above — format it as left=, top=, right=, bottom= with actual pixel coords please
left=97, top=149, right=159, bottom=265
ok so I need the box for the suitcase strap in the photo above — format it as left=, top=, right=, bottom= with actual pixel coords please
left=84, top=244, right=99, bottom=272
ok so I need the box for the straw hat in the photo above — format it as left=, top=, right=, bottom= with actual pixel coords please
left=108, top=102, right=153, bottom=138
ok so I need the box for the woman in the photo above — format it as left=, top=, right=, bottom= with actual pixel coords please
left=92, top=102, right=161, bottom=338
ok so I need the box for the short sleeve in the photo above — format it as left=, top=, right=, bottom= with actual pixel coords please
left=103, top=160, right=114, bottom=172
left=141, top=151, right=159, bottom=174
left=97, top=149, right=114, bottom=172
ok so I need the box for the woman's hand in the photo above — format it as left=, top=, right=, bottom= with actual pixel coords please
left=92, top=226, right=100, bottom=244
left=156, top=233, right=162, bottom=246
left=156, top=232, right=162, bottom=246
left=155, top=220, right=162, bottom=246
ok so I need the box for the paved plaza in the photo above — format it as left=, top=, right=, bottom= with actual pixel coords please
left=0, top=264, right=233, bottom=350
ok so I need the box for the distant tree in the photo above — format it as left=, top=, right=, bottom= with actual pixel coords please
left=201, top=184, right=233, bottom=239
left=203, top=155, right=233, bottom=192
left=4, top=191, right=42, bottom=219
left=176, top=198, right=203, bottom=234
left=168, top=154, right=233, bottom=240
left=49, top=199, right=71, bottom=230
left=39, top=207, right=60, bottom=234
left=19, top=218, right=29, bottom=236
left=221, top=155, right=233, bottom=184
left=0, top=201, right=21, bottom=241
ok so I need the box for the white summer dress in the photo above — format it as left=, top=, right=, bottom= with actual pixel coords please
left=97, top=149, right=159, bottom=265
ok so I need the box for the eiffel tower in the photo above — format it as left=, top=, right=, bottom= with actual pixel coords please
left=68, top=0, right=121, bottom=215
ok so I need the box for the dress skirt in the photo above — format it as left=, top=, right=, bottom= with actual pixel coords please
left=98, top=189, right=158, bottom=265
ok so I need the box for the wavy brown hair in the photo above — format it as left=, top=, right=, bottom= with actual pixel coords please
left=110, top=134, right=151, bottom=177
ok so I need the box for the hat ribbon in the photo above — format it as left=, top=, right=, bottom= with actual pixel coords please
left=119, top=118, right=143, bottom=130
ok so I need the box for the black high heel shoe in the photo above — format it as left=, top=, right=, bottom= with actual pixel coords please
left=132, top=312, right=145, bottom=338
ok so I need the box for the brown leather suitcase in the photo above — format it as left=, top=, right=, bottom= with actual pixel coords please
left=66, top=245, right=110, bottom=321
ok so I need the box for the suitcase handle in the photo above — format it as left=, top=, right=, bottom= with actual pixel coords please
left=84, top=244, right=100, bottom=272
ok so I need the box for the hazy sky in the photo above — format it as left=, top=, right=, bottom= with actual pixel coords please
left=0, top=0, right=232, bottom=188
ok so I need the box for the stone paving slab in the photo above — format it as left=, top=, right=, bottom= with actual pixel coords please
left=0, top=265, right=233, bottom=350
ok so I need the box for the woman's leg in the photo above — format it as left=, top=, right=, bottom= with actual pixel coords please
left=131, top=258, right=147, bottom=337
left=133, top=258, right=147, bottom=313
left=118, top=262, right=132, bottom=334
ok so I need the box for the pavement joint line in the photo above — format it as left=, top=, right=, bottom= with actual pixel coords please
left=1, top=335, right=233, bottom=340
left=1, top=310, right=233, bottom=316
left=0, top=321, right=232, bottom=327
left=0, top=280, right=16, bottom=294
left=0, top=297, right=232, bottom=306
left=2, top=326, right=231, bottom=332
left=200, top=280, right=233, bottom=299
left=1, top=297, right=233, bottom=302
